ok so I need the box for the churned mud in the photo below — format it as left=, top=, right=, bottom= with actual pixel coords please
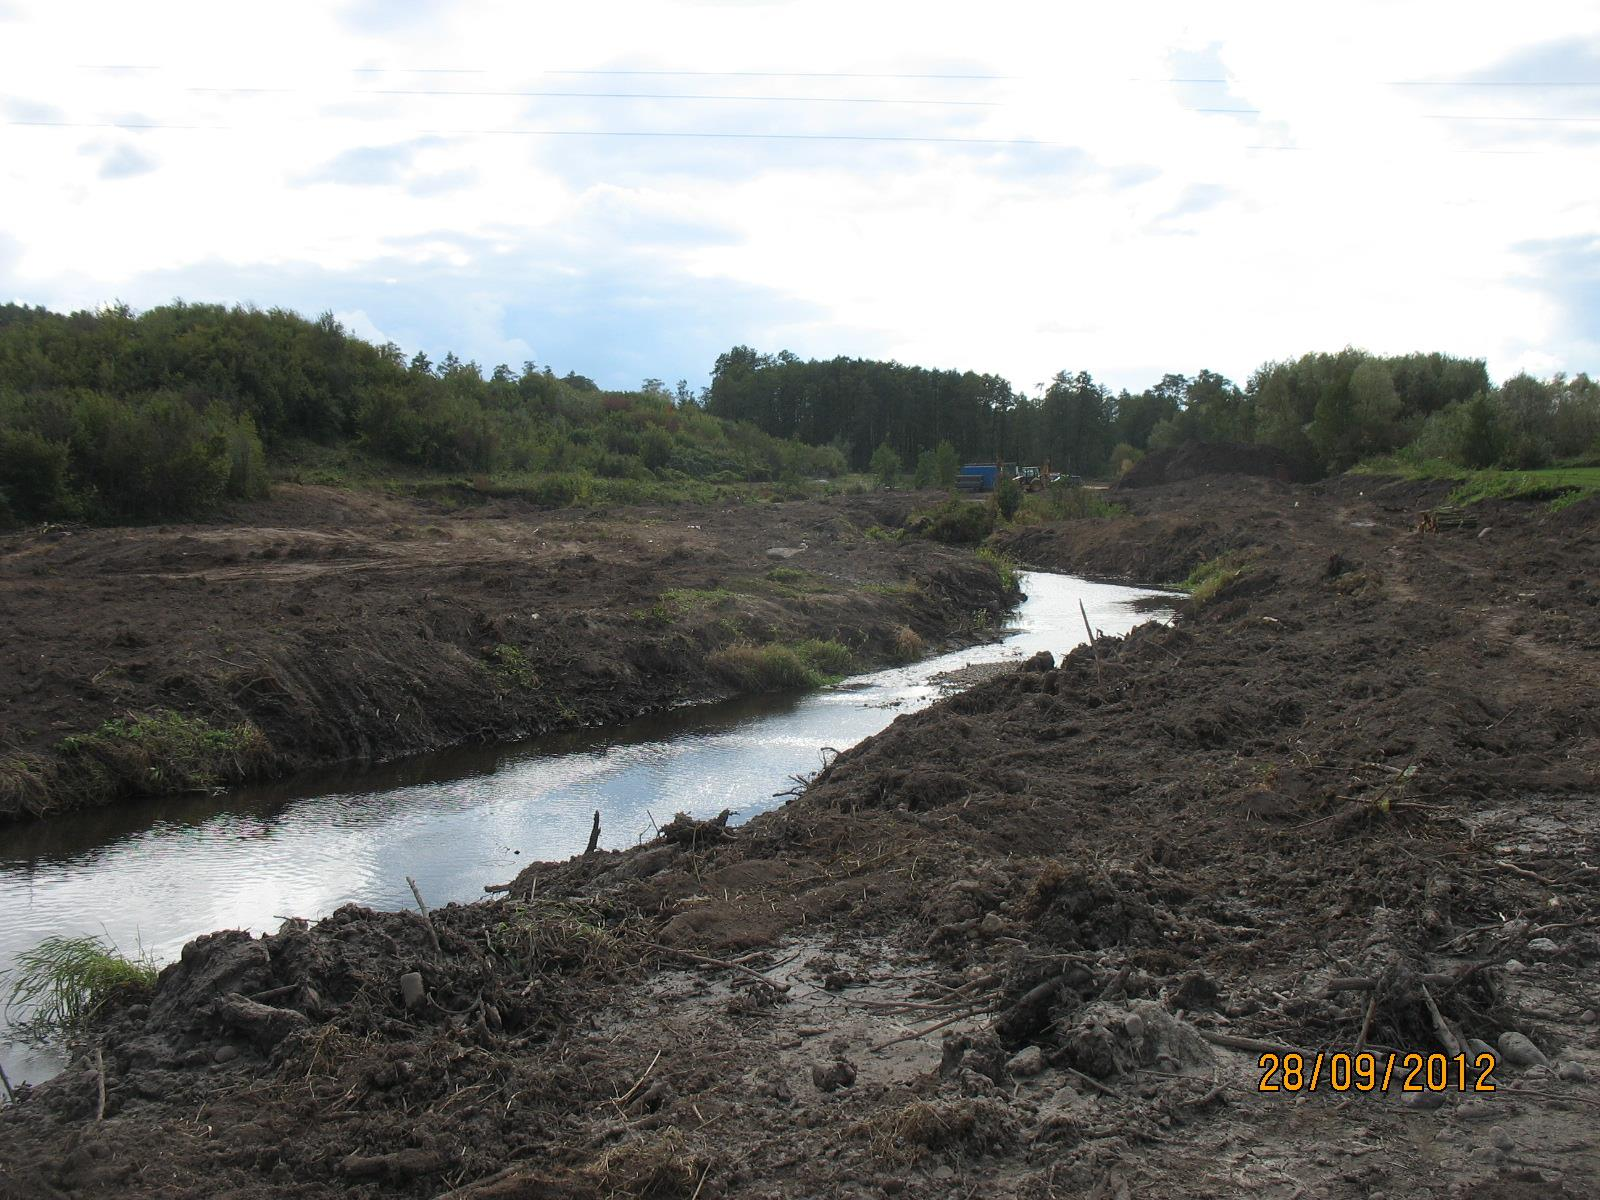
left=0, top=489, right=1013, bottom=821
left=2, top=474, right=1598, bottom=1198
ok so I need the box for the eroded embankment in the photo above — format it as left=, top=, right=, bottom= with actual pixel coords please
left=0, top=488, right=1014, bottom=822
left=2, top=476, right=1598, bottom=1199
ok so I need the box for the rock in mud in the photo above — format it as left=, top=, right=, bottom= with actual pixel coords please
left=1497, top=1032, right=1550, bottom=1068
left=400, top=971, right=426, bottom=1010
left=811, top=1060, right=857, bottom=1092
left=1465, top=1038, right=1496, bottom=1064
left=1005, top=1046, right=1045, bottom=1078
left=1557, top=1061, right=1587, bottom=1083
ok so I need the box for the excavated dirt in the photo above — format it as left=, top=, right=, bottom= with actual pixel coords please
left=3, top=474, right=1598, bottom=1199
left=0, top=488, right=1013, bottom=821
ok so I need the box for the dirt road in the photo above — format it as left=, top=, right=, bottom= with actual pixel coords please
left=1, top=474, right=1597, bottom=1198
left=0, top=488, right=1013, bottom=821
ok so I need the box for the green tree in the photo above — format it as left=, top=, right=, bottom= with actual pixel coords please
left=869, top=441, right=902, bottom=487
left=932, top=440, right=960, bottom=487
left=1458, top=392, right=1506, bottom=468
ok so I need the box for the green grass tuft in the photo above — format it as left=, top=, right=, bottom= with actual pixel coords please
left=975, top=546, right=1020, bottom=591
left=57, top=709, right=270, bottom=794
left=1180, top=552, right=1256, bottom=606
left=706, top=638, right=855, bottom=691
left=4, top=934, right=158, bottom=1041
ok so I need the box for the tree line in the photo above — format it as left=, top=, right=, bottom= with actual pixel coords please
left=0, top=302, right=843, bottom=523
left=706, top=347, right=1600, bottom=480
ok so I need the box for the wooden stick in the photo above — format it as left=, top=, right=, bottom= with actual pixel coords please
left=585, top=810, right=601, bottom=856
left=1355, top=993, right=1377, bottom=1053
left=1324, top=972, right=1463, bottom=994
left=93, top=1046, right=106, bottom=1120
left=1078, top=599, right=1102, bottom=683
left=406, top=876, right=443, bottom=956
left=0, top=1057, right=15, bottom=1103
left=1419, top=983, right=1462, bottom=1057
left=1199, top=1031, right=1305, bottom=1057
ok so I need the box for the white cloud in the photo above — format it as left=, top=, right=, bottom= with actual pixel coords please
left=0, top=0, right=1596, bottom=390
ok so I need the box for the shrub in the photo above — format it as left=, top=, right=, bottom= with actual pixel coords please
left=993, top=475, right=1023, bottom=521
left=0, top=427, right=71, bottom=519
left=906, top=497, right=994, bottom=544
left=1017, top=482, right=1123, bottom=522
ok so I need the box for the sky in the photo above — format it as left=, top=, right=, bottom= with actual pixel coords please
left=1, top=1, right=1597, bottom=396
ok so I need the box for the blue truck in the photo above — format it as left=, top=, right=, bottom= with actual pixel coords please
left=955, top=463, right=1004, bottom=492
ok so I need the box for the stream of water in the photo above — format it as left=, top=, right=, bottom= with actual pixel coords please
left=0, top=571, right=1172, bottom=1089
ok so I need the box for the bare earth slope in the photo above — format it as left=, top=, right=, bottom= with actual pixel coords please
left=2, top=475, right=1597, bottom=1199
left=0, top=488, right=1012, bottom=821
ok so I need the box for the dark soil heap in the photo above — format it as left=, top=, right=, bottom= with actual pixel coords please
left=1116, top=441, right=1313, bottom=488
left=2, top=475, right=1597, bottom=1198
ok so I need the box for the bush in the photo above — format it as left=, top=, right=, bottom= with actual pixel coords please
left=906, top=497, right=994, bottom=544
left=0, top=427, right=71, bottom=519
left=1017, top=482, right=1122, bottom=522
left=1108, top=441, right=1144, bottom=476
left=993, top=476, right=1023, bottom=521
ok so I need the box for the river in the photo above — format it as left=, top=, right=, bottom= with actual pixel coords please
left=0, top=571, right=1173, bottom=1090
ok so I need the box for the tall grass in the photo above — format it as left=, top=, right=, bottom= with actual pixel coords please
left=4, top=934, right=158, bottom=1040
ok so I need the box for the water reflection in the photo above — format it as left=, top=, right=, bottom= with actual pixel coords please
left=0, top=572, right=1172, bottom=1087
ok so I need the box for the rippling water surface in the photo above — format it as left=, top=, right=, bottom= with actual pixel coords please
left=0, top=572, right=1172, bottom=1087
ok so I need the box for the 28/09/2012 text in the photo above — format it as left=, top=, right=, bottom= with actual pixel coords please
left=1257, top=1052, right=1496, bottom=1093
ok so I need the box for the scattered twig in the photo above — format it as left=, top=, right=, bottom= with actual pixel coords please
left=1065, top=1065, right=1119, bottom=1099
left=1494, top=860, right=1561, bottom=887
left=648, top=944, right=791, bottom=992
left=869, top=1006, right=985, bottom=1052
left=615, top=1049, right=663, bottom=1107
left=406, top=876, right=443, bottom=956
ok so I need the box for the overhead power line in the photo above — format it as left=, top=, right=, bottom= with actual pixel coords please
left=187, top=87, right=998, bottom=106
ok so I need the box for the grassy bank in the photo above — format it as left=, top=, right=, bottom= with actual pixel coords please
left=1354, top=457, right=1600, bottom=509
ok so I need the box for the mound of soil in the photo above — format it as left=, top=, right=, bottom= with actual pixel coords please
left=0, top=489, right=1014, bottom=822
left=4, top=476, right=1598, bottom=1197
left=1117, top=440, right=1313, bottom=488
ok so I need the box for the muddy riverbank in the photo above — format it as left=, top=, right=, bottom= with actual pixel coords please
left=2, top=474, right=1598, bottom=1198
left=0, top=489, right=1014, bottom=822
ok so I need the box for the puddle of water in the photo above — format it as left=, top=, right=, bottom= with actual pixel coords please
left=0, top=572, right=1173, bottom=1088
